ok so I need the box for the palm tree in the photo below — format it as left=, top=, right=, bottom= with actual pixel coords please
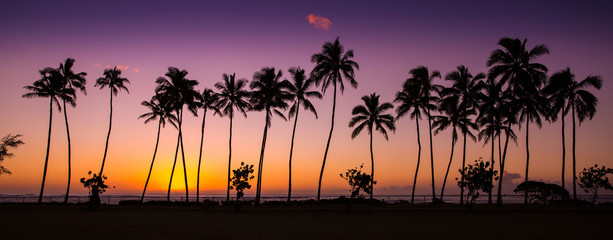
left=196, top=88, right=220, bottom=203
left=310, top=37, right=359, bottom=201
left=487, top=37, right=549, bottom=204
left=23, top=68, right=74, bottom=204
left=155, top=67, right=199, bottom=202
left=95, top=67, right=129, bottom=178
left=139, top=94, right=177, bottom=202
left=250, top=67, right=292, bottom=204
left=443, top=65, right=484, bottom=204
left=57, top=58, right=87, bottom=204
left=215, top=73, right=250, bottom=202
left=349, top=93, right=395, bottom=199
left=544, top=68, right=602, bottom=201
left=286, top=66, right=322, bottom=203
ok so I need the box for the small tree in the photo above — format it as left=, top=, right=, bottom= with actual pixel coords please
left=578, top=164, right=613, bottom=204
left=513, top=181, right=570, bottom=204
left=0, top=134, right=24, bottom=176
left=456, top=158, right=498, bottom=208
left=340, top=164, right=376, bottom=199
left=80, top=171, right=112, bottom=207
left=229, top=162, right=254, bottom=209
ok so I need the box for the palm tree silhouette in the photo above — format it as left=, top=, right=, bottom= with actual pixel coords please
left=139, top=94, right=177, bottom=203
left=95, top=67, right=129, bottom=178
left=487, top=37, right=549, bottom=204
left=155, top=67, right=199, bottom=202
left=286, top=66, right=322, bottom=203
left=56, top=58, right=87, bottom=204
left=250, top=67, right=292, bottom=205
left=215, top=73, right=250, bottom=202
left=443, top=65, right=484, bottom=204
left=544, top=68, right=601, bottom=201
left=349, top=93, right=395, bottom=199
left=310, top=37, right=359, bottom=201
left=23, top=68, right=75, bottom=204
left=196, top=88, right=221, bottom=203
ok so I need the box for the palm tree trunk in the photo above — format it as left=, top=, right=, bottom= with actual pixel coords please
left=255, top=110, right=271, bottom=205
left=440, top=130, right=456, bottom=201
left=167, top=125, right=181, bottom=201
left=427, top=109, right=436, bottom=201
left=497, top=123, right=512, bottom=206
left=62, top=100, right=71, bottom=204
left=572, top=102, right=577, bottom=201
left=141, top=120, right=162, bottom=203
left=99, top=90, right=113, bottom=176
left=197, top=109, right=208, bottom=203
left=524, top=113, right=530, bottom=205
left=226, top=111, right=233, bottom=202
left=178, top=109, right=189, bottom=202
left=38, top=98, right=53, bottom=204
left=488, top=131, right=494, bottom=204
left=369, top=131, right=374, bottom=200
left=460, top=132, right=466, bottom=205
left=561, top=109, right=566, bottom=191
left=411, top=118, right=422, bottom=204
left=317, top=82, right=337, bottom=201
left=287, top=101, right=300, bottom=203
left=496, top=129, right=502, bottom=205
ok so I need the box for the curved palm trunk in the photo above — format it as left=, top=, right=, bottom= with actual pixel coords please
left=99, top=90, right=113, bottom=176
left=62, top=100, right=72, bottom=204
left=488, top=130, right=494, bottom=204
left=287, top=101, right=301, bottom=203
left=197, top=109, right=208, bottom=203
left=524, top=113, right=530, bottom=205
left=141, top=120, right=162, bottom=202
left=317, top=83, right=337, bottom=201
left=440, top=130, right=456, bottom=201
left=460, top=132, right=466, bottom=205
left=496, top=130, right=502, bottom=205
left=226, top=112, right=234, bottom=202
left=572, top=102, right=577, bottom=201
left=427, top=110, right=436, bottom=201
left=255, top=110, right=271, bottom=205
left=167, top=128, right=181, bottom=201
left=411, top=119, right=422, bottom=204
left=178, top=109, right=189, bottom=202
left=497, top=122, right=512, bottom=206
left=38, top=98, right=53, bottom=204
left=369, top=131, right=374, bottom=200
left=561, top=109, right=566, bottom=191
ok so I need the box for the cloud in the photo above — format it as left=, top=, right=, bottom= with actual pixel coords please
left=502, top=171, right=521, bottom=184
left=307, top=14, right=332, bottom=31
left=133, top=68, right=140, bottom=72
left=95, top=63, right=139, bottom=73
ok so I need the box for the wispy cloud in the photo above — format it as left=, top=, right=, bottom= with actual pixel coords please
left=307, top=14, right=332, bottom=31
left=95, top=63, right=140, bottom=72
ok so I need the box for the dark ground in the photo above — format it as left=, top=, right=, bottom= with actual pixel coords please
left=1, top=203, right=611, bottom=240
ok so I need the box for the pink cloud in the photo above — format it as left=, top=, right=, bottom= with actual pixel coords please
left=307, top=14, right=332, bottom=31
left=133, top=68, right=140, bottom=72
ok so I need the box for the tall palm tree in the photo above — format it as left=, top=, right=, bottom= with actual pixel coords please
left=349, top=93, right=395, bottom=199
left=250, top=67, right=292, bottom=204
left=196, top=88, right=220, bottom=203
left=23, top=68, right=74, bottom=204
left=310, top=37, right=359, bottom=201
left=155, top=67, right=199, bottom=202
left=215, top=73, right=250, bottom=202
left=139, top=94, right=177, bottom=202
left=544, top=68, right=601, bottom=201
left=443, top=65, right=484, bottom=204
left=57, top=58, right=87, bottom=204
left=286, top=66, right=321, bottom=203
left=95, top=67, right=129, bottom=178
left=487, top=37, right=549, bottom=204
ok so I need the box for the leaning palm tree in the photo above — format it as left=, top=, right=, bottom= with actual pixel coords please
left=95, top=67, right=129, bottom=178
left=155, top=67, right=199, bottom=202
left=310, top=37, right=359, bottom=201
left=215, top=73, right=251, bottom=202
left=23, top=68, right=74, bottom=204
left=544, top=68, right=602, bottom=201
left=286, top=66, right=322, bottom=202
left=57, top=58, right=87, bottom=204
left=349, top=93, right=395, bottom=199
left=196, top=88, right=221, bottom=203
left=139, top=94, right=177, bottom=202
left=250, top=67, right=292, bottom=204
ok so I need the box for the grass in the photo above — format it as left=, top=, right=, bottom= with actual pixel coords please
left=1, top=203, right=611, bottom=239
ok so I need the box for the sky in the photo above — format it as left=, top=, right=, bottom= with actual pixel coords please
left=1, top=0, right=613, bottom=197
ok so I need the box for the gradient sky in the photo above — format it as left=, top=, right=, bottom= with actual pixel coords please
left=1, top=0, right=612, bottom=197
